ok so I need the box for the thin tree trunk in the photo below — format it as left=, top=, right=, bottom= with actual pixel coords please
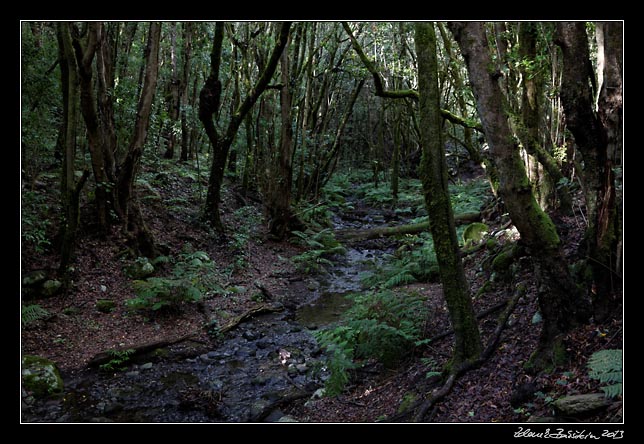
left=117, top=22, right=161, bottom=256
left=450, top=21, right=590, bottom=371
left=415, top=22, right=482, bottom=369
left=555, top=22, right=621, bottom=322
left=56, top=22, right=90, bottom=275
left=180, top=22, right=193, bottom=162
left=163, top=22, right=180, bottom=160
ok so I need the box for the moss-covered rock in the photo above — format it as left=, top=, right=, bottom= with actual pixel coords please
left=41, top=280, right=63, bottom=297
left=462, top=222, right=489, bottom=246
left=125, top=257, right=155, bottom=279
left=553, top=393, right=611, bottom=417
left=22, top=355, right=64, bottom=398
left=96, top=299, right=116, bottom=313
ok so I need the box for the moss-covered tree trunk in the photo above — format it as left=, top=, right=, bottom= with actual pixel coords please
left=415, top=22, right=482, bottom=369
left=515, top=22, right=571, bottom=214
left=450, top=21, right=590, bottom=371
left=555, top=22, right=621, bottom=322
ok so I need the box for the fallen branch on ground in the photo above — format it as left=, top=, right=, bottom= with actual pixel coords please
left=217, top=303, right=284, bottom=334
left=87, top=332, right=197, bottom=368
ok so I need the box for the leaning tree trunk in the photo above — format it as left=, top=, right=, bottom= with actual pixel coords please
left=555, top=22, right=621, bottom=322
left=415, top=22, right=482, bottom=369
left=116, top=22, right=161, bottom=257
left=200, top=22, right=292, bottom=232
left=449, top=21, right=590, bottom=371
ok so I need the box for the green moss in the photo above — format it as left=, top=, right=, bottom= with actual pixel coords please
left=96, top=299, right=116, bottom=313
left=397, top=392, right=418, bottom=414
left=492, top=245, right=516, bottom=272
left=22, top=355, right=64, bottom=398
left=462, top=222, right=489, bottom=246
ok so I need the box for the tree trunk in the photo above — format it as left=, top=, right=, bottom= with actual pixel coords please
left=267, top=36, right=294, bottom=240
left=163, top=22, right=180, bottom=160
left=555, top=22, right=621, bottom=322
left=179, top=22, right=193, bottom=162
left=117, top=22, right=161, bottom=257
left=450, top=22, right=590, bottom=371
left=200, top=22, right=292, bottom=232
left=515, top=22, right=571, bottom=214
left=56, top=22, right=90, bottom=275
left=415, top=22, right=482, bottom=369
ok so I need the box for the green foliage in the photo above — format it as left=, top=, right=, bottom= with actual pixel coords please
left=21, top=304, right=50, bottom=327
left=448, top=178, right=492, bottom=215
left=99, top=349, right=135, bottom=373
left=587, top=349, right=622, bottom=399
left=126, top=246, right=226, bottom=312
left=22, top=191, right=53, bottom=253
left=227, top=206, right=261, bottom=272
left=290, top=229, right=346, bottom=274
left=362, top=233, right=439, bottom=289
left=314, top=289, right=428, bottom=395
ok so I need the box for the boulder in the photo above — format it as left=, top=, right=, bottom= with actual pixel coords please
left=553, top=393, right=611, bottom=417
left=41, top=280, right=63, bottom=297
left=125, top=258, right=155, bottom=279
left=23, top=270, right=47, bottom=287
left=462, top=222, right=489, bottom=246
left=22, top=355, right=64, bottom=398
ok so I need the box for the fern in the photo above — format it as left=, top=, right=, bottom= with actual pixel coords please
left=290, top=229, right=346, bottom=274
left=588, top=349, right=622, bottom=399
left=314, top=290, right=428, bottom=395
left=21, top=304, right=50, bottom=327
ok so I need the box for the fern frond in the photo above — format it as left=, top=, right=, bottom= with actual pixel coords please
left=588, top=349, right=622, bottom=399
left=21, top=304, right=50, bottom=326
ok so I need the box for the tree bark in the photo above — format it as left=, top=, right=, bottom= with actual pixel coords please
left=267, top=35, right=295, bottom=240
left=163, top=22, right=180, bottom=160
left=179, top=23, right=193, bottom=162
left=415, top=22, right=482, bottom=368
left=555, top=22, right=621, bottom=322
left=200, top=22, right=292, bottom=232
left=450, top=22, right=589, bottom=371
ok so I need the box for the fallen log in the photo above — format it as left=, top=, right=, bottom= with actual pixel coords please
left=87, top=332, right=197, bottom=368
left=335, top=212, right=481, bottom=242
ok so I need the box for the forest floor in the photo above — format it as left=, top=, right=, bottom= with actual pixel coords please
left=21, top=162, right=623, bottom=423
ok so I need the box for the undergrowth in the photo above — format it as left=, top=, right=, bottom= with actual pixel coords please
left=290, top=229, right=346, bottom=274
left=587, top=349, right=622, bottom=399
left=127, top=245, right=228, bottom=313
left=314, top=289, right=428, bottom=396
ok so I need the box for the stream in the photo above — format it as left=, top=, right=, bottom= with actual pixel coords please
left=22, top=202, right=399, bottom=423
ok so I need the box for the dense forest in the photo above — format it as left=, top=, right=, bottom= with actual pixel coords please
left=21, top=21, right=623, bottom=425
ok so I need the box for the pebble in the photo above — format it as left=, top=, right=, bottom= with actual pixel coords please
left=140, top=362, right=153, bottom=370
left=296, top=364, right=308, bottom=373
left=125, top=371, right=140, bottom=378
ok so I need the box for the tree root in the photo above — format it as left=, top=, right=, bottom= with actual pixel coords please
left=410, top=284, right=526, bottom=422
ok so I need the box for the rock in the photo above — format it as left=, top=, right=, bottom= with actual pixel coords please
left=264, top=409, right=285, bottom=422
left=553, top=393, right=612, bottom=417
left=527, top=416, right=560, bottom=423
left=311, top=388, right=326, bottom=399
left=242, top=330, right=257, bottom=341
left=21, top=355, right=64, bottom=398
left=277, top=415, right=299, bottom=422
left=23, top=270, right=47, bottom=287
left=41, top=280, right=62, bottom=297
left=462, top=222, right=489, bottom=246
left=296, top=364, right=308, bottom=374
left=125, top=371, right=140, bottom=378
left=140, top=362, right=153, bottom=370
left=96, top=299, right=116, bottom=313
left=125, top=258, right=155, bottom=279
